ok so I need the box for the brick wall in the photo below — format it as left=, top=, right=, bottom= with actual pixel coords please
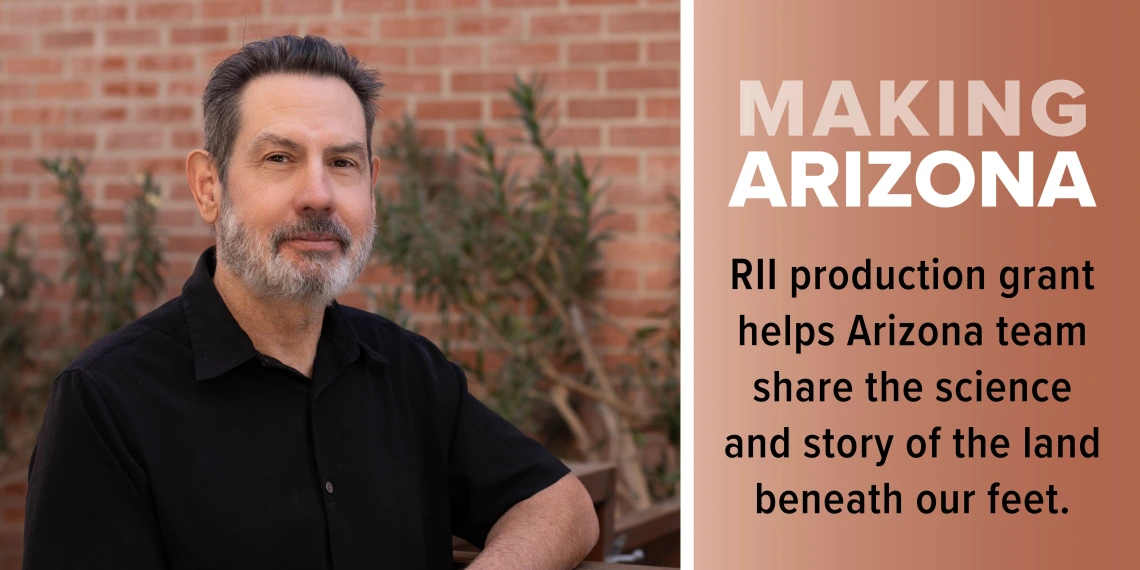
left=0, top=0, right=678, bottom=564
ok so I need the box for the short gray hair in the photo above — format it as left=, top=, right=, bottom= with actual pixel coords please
left=202, top=35, right=384, bottom=186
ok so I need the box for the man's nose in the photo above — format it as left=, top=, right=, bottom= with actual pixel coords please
left=295, top=158, right=334, bottom=212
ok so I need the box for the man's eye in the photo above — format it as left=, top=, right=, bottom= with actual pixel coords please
left=267, top=154, right=289, bottom=163
left=332, top=158, right=354, bottom=168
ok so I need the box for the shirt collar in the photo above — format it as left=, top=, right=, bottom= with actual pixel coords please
left=182, top=247, right=385, bottom=381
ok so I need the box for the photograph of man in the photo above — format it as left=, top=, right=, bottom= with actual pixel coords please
left=21, top=35, right=598, bottom=570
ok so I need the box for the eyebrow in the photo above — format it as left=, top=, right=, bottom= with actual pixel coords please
left=250, top=133, right=368, bottom=158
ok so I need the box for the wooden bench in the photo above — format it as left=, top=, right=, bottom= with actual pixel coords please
left=613, top=497, right=681, bottom=567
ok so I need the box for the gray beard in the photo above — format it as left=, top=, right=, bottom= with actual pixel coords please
left=214, top=191, right=376, bottom=307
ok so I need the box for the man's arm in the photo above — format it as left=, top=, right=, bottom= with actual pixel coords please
left=23, top=370, right=167, bottom=569
left=443, top=359, right=597, bottom=568
left=467, top=473, right=599, bottom=570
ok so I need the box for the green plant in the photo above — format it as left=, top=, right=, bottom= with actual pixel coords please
left=0, top=225, right=42, bottom=453
left=42, top=158, right=165, bottom=342
left=373, top=76, right=678, bottom=510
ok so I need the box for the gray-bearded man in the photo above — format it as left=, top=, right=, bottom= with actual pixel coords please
left=23, top=35, right=598, bottom=570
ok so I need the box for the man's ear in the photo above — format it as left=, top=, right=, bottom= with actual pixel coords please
left=370, top=155, right=381, bottom=189
left=186, top=149, right=221, bottom=225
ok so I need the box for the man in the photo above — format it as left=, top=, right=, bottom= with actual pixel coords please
left=23, top=35, right=598, bottom=570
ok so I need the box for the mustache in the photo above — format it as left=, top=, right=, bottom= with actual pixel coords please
left=269, top=214, right=353, bottom=251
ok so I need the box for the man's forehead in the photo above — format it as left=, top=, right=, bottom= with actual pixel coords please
left=237, top=74, right=366, bottom=144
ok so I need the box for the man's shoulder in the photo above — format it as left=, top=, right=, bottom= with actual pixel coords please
left=337, top=305, right=458, bottom=375
left=64, top=296, right=190, bottom=378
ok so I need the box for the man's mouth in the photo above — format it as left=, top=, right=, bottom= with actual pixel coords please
left=282, top=232, right=344, bottom=252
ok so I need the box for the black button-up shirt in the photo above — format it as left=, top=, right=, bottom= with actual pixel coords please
left=23, top=247, right=569, bottom=569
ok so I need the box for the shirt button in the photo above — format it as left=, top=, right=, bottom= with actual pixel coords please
left=325, top=481, right=335, bottom=494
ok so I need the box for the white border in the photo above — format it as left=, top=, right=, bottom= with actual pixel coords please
left=679, top=0, right=694, bottom=568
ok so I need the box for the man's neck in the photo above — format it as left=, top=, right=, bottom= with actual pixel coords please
left=213, top=263, right=325, bottom=378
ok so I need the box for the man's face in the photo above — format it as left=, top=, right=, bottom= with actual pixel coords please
left=215, top=73, right=378, bottom=305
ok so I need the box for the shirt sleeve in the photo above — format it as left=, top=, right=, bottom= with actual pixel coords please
left=23, top=370, right=167, bottom=569
left=445, top=361, right=571, bottom=548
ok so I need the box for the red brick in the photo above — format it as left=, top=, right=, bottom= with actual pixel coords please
left=568, top=98, right=637, bottom=119
left=0, top=82, right=32, bottom=99
left=12, top=158, right=43, bottom=174
left=609, top=11, right=679, bottom=33
left=105, top=28, right=161, bottom=47
left=602, top=296, right=676, bottom=318
left=202, top=0, right=262, bottom=18
left=581, top=154, right=639, bottom=177
left=42, top=30, right=95, bottom=49
left=42, top=132, right=97, bottom=151
left=103, top=80, right=160, bottom=97
left=133, top=157, right=185, bottom=175
left=106, top=131, right=164, bottom=150
left=569, top=42, right=638, bottom=64
left=415, top=100, right=482, bottom=120
left=157, top=207, right=202, bottom=227
left=36, top=81, right=91, bottom=99
left=4, top=206, right=57, bottom=224
left=451, top=72, right=514, bottom=93
left=646, top=154, right=679, bottom=177
left=378, top=72, right=442, bottom=94
left=0, top=33, right=34, bottom=51
left=93, top=208, right=126, bottom=225
left=71, top=5, right=129, bottom=23
left=166, top=235, right=217, bottom=252
left=489, top=99, right=519, bottom=120
left=270, top=0, right=334, bottom=16
left=645, top=268, right=678, bottom=290
left=531, top=14, right=601, bottom=36
left=569, top=0, right=636, bottom=4
left=307, top=20, right=374, bottom=38
left=7, top=6, right=63, bottom=26
left=86, top=158, right=133, bottom=176
left=454, top=16, right=520, bottom=37
left=343, top=0, right=407, bottom=12
left=241, top=23, right=300, bottom=40
left=648, top=40, right=679, bottom=62
left=413, top=45, right=481, bottom=66
left=607, top=69, right=678, bottom=90
left=10, top=107, right=67, bottom=126
left=602, top=268, right=639, bottom=290
left=601, top=240, right=677, bottom=265
left=606, top=182, right=677, bottom=205
left=646, top=96, right=679, bottom=118
left=171, top=26, right=229, bottom=45
left=6, top=57, right=64, bottom=75
left=376, top=98, right=407, bottom=118
left=611, top=126, right=678, bottom=148
left=345, top=45, right=409, bottom=67
left=544, top=70, right=599, bottom=92
left=137, top=2, right=195, bottom=21
left=548, top=126, right=601, bottom=147
left=138, top=105, right=194, bottom=122
left=137, top=54, right=195, bottom=72
left=0, top=182, right=31, bottom=199
left=72, top=55, right=128, bottom=73
left=415, top=0, right=480, bottom=9
left=491, top=0, right=557, bottom=7
left=489, top=43, right=559, bottom=65
left=172, top=130, right=205, bottom=148
left=168, top=79, right=207, bottom=97
left=380, top=17, right=446, bottom=39
left=645, top=208, right=679, bottom=233
left=71, top=107, right=128, bottom=123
